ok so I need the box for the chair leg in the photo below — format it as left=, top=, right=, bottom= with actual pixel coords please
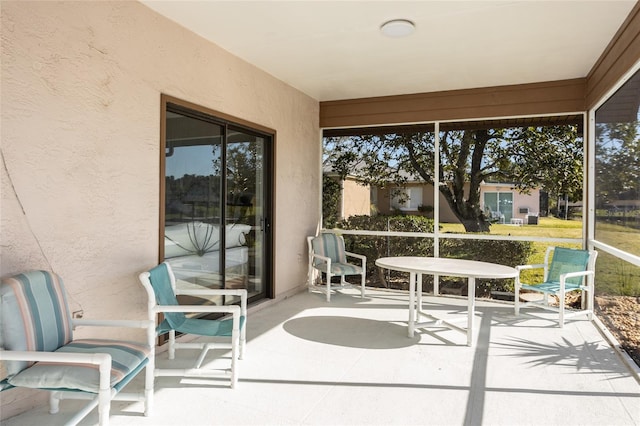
left=144, top=361, right=154, bottom=417
left=98, top=388, right=110, bottom=426
left=326, top=272, right=332, bottom=302
left=49, top=391, right=60, bottom=414
left=559, top=287, right=565, bottom=328
left=230, top=330, right=239, bottom=389
left=239, top=325, right=246, bottom=360
left=514, top=277, right=520, bottom=315
left=587, top=290, right=594, bottom=321
left=360, top=272, right=365, bottom=298
left=195, top=344, right=213, bottom=369
left=308, top=267, right=316, bottom=292
left=168, top=330, right=176, bottom=360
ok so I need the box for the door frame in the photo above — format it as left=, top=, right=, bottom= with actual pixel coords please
left=159, top=94, right=275, bottom=302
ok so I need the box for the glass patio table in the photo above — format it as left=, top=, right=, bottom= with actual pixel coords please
left=375, top=256, right=518, bottom=346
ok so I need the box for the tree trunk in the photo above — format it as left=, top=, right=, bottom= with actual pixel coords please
left=460, top=216, right=491, bottom=232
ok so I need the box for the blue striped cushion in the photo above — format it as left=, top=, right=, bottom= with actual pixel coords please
left=7, top=339, right=151, bottom=393
left=1, top=271, right=73, bottom=376
left=312, top=234, right=347, bottom=265
left=312, top=262, right=362, bottom=276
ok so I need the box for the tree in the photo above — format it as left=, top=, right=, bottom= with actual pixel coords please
left=212, top=140, right=262, bottom=222
left=322, top=175, right=342, bottom=228
left=324, top=124, right=582, bottom=232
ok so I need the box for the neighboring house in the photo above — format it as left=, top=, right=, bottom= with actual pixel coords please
left=341, top=176, right=371, bottom=218
left=373, top=181, right=540, bottom=224
left=374, top=183, right=458, bottom=222
left=325, top=172, right=371, bottom=220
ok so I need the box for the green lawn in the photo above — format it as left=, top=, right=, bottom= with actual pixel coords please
left=440, top=216, right=582, bottom=238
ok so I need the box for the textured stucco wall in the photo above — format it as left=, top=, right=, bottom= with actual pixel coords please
left=375, top=184, right=458, bottom=222
left=1, top=1, right=319, bottom=418
left=342, top=178, right=370, bottom=218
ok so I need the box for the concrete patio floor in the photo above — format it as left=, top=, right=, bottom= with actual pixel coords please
left=5, top=288, right=640, bottom=426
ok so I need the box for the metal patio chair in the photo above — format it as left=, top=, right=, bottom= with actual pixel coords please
left=138, top=262, right=246, bottom=388
left=307, top=233, right=366, bottom=302
left=514, top=246, right=598, bottom=327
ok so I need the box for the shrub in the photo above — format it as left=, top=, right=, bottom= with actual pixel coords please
left=440, top=239, right=533, bottom=296
left=322, top=176, right=341, bottom=229
left=337, top=215, right=434, bottom=286
left=333, top=214, right=533, bottom=297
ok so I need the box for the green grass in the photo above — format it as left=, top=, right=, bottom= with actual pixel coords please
left=441, top=216, right=582, bottom=259
left=440, top=216, right=582, bottom=238
left=595, top=222, right=640, bottom=255
left=594, top=223, right=640, bottom=296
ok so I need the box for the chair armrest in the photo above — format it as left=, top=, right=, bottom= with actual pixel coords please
left=344, top=251, right=366, bottom=262
left=560, top=270, right=594, bottom=282
left=71, top=319, right=156, bottom=348
left=0, top=350, right=111, bottom=365
left=175, top=289, right=247, bottom=298
left=72, top=319, right=154, bottom=329
left=311, top=253, right=331, bottom=264
left=154, top=304, right=241, bottom=316
left=174, top=289, right=247, bottom=315
left=515, top=263, right=545, bottom=272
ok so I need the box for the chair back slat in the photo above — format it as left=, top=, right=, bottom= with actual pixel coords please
left=148, top=263, right=186, bottom=332
left=547, top=247, right=591, bottom=285
left=311, top=234, right=347, bottom=264
left=0, top=271, right=73, bottom=375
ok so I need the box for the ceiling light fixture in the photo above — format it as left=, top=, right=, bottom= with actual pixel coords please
left=380, top=19, right=415, bottom=38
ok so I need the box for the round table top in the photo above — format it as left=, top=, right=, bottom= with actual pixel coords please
left=375, top=256, right=518, bottom=279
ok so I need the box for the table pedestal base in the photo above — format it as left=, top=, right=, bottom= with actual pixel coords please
left=408, top=272, right=475, bottom=346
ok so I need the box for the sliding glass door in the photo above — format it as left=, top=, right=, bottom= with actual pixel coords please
left=162, top=100, right=271, bottom=305
left=483, top=192, right=513, bottom=222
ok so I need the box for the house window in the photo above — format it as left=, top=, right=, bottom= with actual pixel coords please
left=391, top=187, right=422, bottom=211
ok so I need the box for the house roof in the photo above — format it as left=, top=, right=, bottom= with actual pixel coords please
left=142, top=1, right=636, bottom=102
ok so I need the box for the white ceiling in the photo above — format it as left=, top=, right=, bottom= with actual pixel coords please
left=142, top=1, right=637, bottom=102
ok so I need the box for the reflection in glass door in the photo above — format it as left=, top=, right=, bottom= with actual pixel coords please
left=224, top=129, right=266, bottom=298
left=162, top=104, right=270, bottom=307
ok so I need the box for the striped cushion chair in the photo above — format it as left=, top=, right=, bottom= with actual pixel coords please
left=307, top=233, right=366, bottom=302
left=0, top=270, right=155, bottom=426
left=514, top=246, right=598, bottom=327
